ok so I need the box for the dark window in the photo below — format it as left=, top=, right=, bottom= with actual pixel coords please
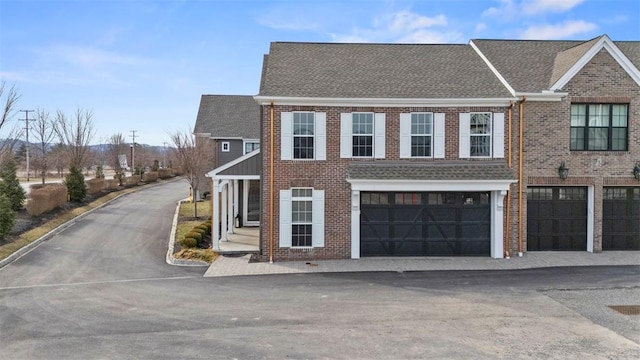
left=570, top=104, right=628, bottom=151
left=291, top=188, right=313, bottom=247
left=352, top=113, right=373, bottom=157
left=411, top=113, right=432, bottom=157
left=293, top=112, right=315, bottom=159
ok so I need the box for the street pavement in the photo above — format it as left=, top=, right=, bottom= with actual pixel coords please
left=0, top=180, right=638, bottom=359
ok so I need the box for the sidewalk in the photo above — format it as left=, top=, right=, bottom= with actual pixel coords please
left=203, top=251, right=640, bottom=277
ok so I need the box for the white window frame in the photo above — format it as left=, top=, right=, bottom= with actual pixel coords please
left=243, top=140, right=260, bottom=155
left=221, top=141, right=230, bottom=152
left=281, top=112, right=326, bottom=161
left=340, top=112, right=385, bottom=159
left=400, top=113, right=446, bottom=159
left=459, top=112, right=504, bottom=159
left=279, top=188, right=325, bottom=248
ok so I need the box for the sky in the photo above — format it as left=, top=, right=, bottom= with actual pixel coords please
left=1, top=0, right=639, bottom=146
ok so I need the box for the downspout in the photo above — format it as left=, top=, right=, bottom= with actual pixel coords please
left=504, top=102, right=514, bottom=259
left=269, top=100, right=275, bottom=263
left=517, top=97, right=526, bottom=257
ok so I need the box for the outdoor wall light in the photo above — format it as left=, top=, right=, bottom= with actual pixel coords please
left=558, top=161, right=569, bottom=180
left=634, top=162, right=640, bottom=181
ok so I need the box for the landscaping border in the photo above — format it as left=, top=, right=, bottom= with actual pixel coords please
left=166, top=199, right=209, bottom=267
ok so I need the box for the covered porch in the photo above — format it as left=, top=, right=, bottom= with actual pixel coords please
left=206, top=149, right=261, bottom=253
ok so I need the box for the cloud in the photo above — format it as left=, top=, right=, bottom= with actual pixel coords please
left=475, top=22, right=488, bottom=32
left=39, top=45, right=147, bottom=69
left=483, top=0, right=585, bottom=18
left=330, top=10, right=458, bottom=44
left=520, top=20, right=597, bottom=39
left=522, top=0, right=585, bottom=15
left=390, top=11, right=447, bottom=32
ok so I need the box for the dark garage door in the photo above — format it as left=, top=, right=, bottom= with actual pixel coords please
left=603, top=187, right=640, bottom=250
left=360, top=192, right=490, bottom=257
left=527, top=187, right=587, bottom=251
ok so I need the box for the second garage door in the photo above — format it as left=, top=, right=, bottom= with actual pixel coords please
left=527, top=187, right=587, bottom=251
left=360, top=192, right=490, bottom=257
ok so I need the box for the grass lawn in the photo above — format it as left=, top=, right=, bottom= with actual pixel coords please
left=179, top=200, right=211, bottom=218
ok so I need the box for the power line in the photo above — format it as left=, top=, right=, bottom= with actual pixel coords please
left=19, top=109, right=35, bottom=181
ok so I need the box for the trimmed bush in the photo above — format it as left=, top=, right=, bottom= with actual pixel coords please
left=158, top=168, right=174, bottom=179
left=0, top=193, right=15, bottom=240
left=194, top=225, right=209, bottom=233
left=86, top=178, right=104, bottom=195
left=185, top=231, right=202, bottom=243
left=142, top=172, right=158, bottom=183
left=125, top=175, right=141, bottom=187
left=180, top=237, right=198, bottom=248
left=104, top=179, right=119, bottom=190
left=26, top=184, right=68, bottom=216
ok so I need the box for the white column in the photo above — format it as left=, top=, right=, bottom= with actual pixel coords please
left=212, top=179, right=220, bottom=251
left=221, top=183, right=228, bottom=241
left=233, top=180, right=239, bottom=220
left=351, top=190, right=360, bottom=259
left=490, top=190, right=506, bottom=259
left=227, top=180, right=234, bottom=234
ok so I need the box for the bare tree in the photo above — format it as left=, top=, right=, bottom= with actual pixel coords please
left=53, top=108, right=96, bottom=168
left=0, top=80, right=22, bottom=155
left=107, top=133, right=128, bottom=185
left=31, top=109, right=56, bottom=184
left=170, top=128, right=210, bottom=218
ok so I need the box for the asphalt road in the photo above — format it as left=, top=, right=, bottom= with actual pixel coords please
left=1, top=181, right=639, bottom=359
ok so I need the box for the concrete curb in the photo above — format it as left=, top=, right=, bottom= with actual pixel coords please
left=0, top=178, right=180, bottom=270
left=165, top=199, right=209, bottom=267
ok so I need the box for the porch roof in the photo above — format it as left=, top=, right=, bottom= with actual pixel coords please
left=347, top=160, right=516, bottom=181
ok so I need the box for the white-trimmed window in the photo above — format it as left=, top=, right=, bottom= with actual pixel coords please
left=459, top=112, right=504, bottom=158
left=279, top=188, right=325, bottom=248
left=244, top=141, right=259, bottom=154
left=281, top=112, right=326, bottom=160
left=400, top=113, right=445, bottom=158
left=340, top=112, right=385, bottom=158
left=221, top=141, right=230, bottom=152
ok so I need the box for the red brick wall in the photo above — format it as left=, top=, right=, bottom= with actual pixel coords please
left=259, top=105, right=510, bottom=261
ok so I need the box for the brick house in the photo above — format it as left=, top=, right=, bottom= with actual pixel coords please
left=194, top=95, right=261, bottom=250
left=252, top=35, right=639, bottom=262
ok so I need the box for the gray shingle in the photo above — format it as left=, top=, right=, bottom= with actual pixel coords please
left=473, top=37, right=640, bottom=93
left=259, top=42, right=513, bottom=99
left=194, top=95, right=260, bottom=139
left=348, top=160, right=516, bottom=181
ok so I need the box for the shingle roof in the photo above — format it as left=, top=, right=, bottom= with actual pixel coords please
left=472, top=37, right=640, bottom=92
left=348, top=161, right=516, bottom=181
left=194, top=95, right=260, bottom=139
left=259, top=42, right=513, bottom=99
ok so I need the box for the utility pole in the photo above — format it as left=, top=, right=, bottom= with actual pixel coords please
left=19, top=109, right=35, bottom=181
left=130, top=130, right=137, bottom=174
left=163, top=141, right=167, bottom=169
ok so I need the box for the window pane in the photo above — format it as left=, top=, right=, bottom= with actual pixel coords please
left=411, top=113, right=432, bottom=135
left=292, top=224, right=312, bottom=247
left=470, top=135, right=491, bottom=156
left=353, top=113, right=373, bottom=134
left=588, top=104, right=609, bottom=126
left=570, top=127, right=584, bottom=150
left=570, top=104, right=586, bottom=126
left=612, top=105, right=628, bottom=127
left=352, top=136, right=373, bottom=157
left=470, top=113, right=491, bottom=134
left=587, top=128, right=608, bottom=150
left=293, top=137, right=314, bottom=159
left=611, top=128, right=627, bottom=150
left=411, top=135, right=431, bottom=156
